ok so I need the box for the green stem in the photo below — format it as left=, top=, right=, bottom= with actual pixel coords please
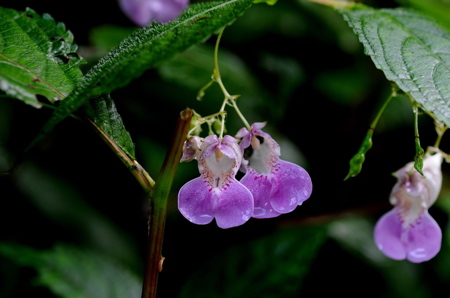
left=86, top=116, right=155, bottom=191
left=141, top=108, right=193, bottom=298
left=344, top=90, right=394, bottom=180
left=370, top=92, right=394, bottom=129
left=433, top=121, right=447, bottom=149
left=213, top=28, right=228, bottom=138
left=212, top=27, right=251, bottom=135
left=413, top=104, right=425, bottom=175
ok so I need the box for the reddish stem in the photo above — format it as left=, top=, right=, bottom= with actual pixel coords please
left=141, top=108, right=193, bottom=298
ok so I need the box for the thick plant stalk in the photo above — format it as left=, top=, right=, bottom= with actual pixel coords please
left=142, top=108, right=193, bottom=298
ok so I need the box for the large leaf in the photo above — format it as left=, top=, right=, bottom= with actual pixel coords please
left=339, top=5, right=450, bottom=127
left=0, top=7, right=135, bottom=162
left=29, top=0, right=254, bottom=150
left=0, top=243, right=142, bottom=298
left=400, top=0, right=450, bottom=33
left=0, top=7, right=84, bottom=108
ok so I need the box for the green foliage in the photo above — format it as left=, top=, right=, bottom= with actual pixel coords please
left=0, top=7, right=84, bottom=108
left=0, top=7, right=135, bottom=161
left=0, top=243, right=142, bottom=298
left=14, top=163, right=140, bottom=268
left=84, top=95, right=135, bottom=159
left=339, top=5, right=450, bottom=127
left=400, top=0, right=450, bottom=32
left=3, top=0, right=450, bottom=297
left=30, top=0, right=254, bottom=151
left=179, top=226, right=327, bottom=297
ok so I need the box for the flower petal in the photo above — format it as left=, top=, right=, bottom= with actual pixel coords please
left=270, top=160, right=312, bottom=214
left=213, top=180, right=254, bottom=229
left=240, top=170, right=281, bottom=218
left=178, top=177, right=214, bottom=225
left=149, top=0, right=189, bottom=23
left=374, top=209, right=406, bottom=261
left=120, top=0, right=189, bottom=26
left=404, top=210, right=442, bottom=263
left=374, top=208, right=442, bottom=263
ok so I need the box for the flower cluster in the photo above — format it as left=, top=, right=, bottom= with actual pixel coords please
left=374, top=153, right=443, bottom=263
left=178, top=122, right=313, bottom=229
left=119, top=0, right=189, bottom=27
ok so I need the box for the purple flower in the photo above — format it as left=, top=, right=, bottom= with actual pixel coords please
left=237, top=123, right=312, bottom=218
left=374, top=153, right=443, bottom=263
left=119, top=0, right=189, bottom=27
left=178, top=135, right=254, bottom=229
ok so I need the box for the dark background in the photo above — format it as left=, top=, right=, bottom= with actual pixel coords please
left=1, top=0, right=450, bottom=297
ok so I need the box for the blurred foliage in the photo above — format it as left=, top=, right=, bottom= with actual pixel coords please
left=0, top=243, right=142, bottom=298
left=1, top=0, right=450, bottom=297
left=179, top=226, right=327, bottom=297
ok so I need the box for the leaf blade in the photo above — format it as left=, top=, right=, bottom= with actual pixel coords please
left=84, top=95, right=135, bottom=159
left=0, top=7, right=84, bottom=107
left=339, top=6, right=450, bottom=126
left=29, top=0, right=254, bottom=150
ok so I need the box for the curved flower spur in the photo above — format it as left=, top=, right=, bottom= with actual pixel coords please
left=237, top=122, right=313, bottom=219
left=374, top=152, right=444, bottom=263
left=178, top=135, right=254, bottom=229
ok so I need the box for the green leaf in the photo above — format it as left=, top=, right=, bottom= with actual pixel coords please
left=0, top=7, right=84, bottom=108
left=253, top=0, right=278, bottom=5
left=180, top=226, right=327, bottom=297
left=399, top=0, right=450, bottom=33
left=84, top=95, right=135, bottom=159
left=0, top=243, right=142, bottom=298
left=339, top=6, right=450, bottom=127
left=30, top=0, right=254, bottom=150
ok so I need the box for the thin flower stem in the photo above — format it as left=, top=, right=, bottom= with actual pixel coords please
left=141, top=108, right=193, bottom=298
left=370, top=92, right=394, bottom=130
left=413, top=103, right=425, bottom=175
left=230, top=98, right=250, bottom=129
left=433, top=121, right=448, bottom=149
left=197, top=79, right=215, bottom=101
left=344, top=89, right=395, bottom=180
left=212, top=27, right=251, bottom=136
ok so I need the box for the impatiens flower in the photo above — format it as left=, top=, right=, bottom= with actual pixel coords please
left=374, top=153, right=443, bottom=263
left=237, top=123, right=312, bottom=218
left=119, top=0, right=189, bottom=27
left=180, top=136, right=202, bottom=162
left=178, top=135, right=254, bottom=229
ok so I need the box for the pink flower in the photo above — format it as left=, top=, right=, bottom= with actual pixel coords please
left=237, top=123, right=312, bottom=218
left=374, top=153, right=443, bottom=263
left=178, top=135, right=254, bottom=229
left=119, top=0, right=189, bottom=27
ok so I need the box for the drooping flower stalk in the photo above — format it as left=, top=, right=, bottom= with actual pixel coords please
left=413, top=103, right=425, bottom=175
left=197, top=27, right=251, bottom=137
left=345, top=89, right=395, bottom=180
left=177, top=24, right=314, bottom=227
